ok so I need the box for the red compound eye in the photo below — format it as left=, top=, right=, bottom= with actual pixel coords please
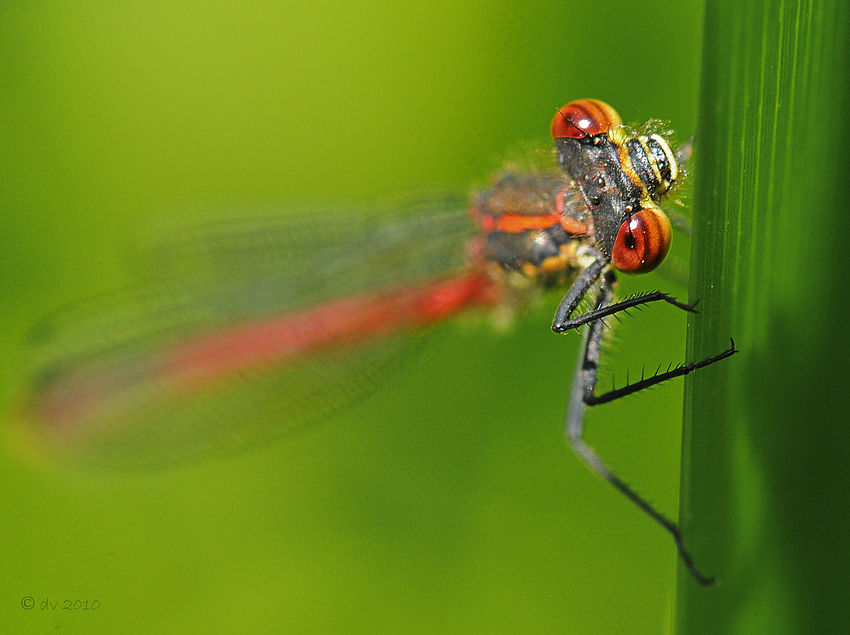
left=551, top=99, right=622, bottom=139
left=612, top=206, right=672, bottom=274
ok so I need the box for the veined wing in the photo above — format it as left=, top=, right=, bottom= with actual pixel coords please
left=11, top=195, right=496, bottom=469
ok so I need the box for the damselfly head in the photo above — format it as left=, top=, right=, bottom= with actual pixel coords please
left=551, top=100, right=680, bottom=275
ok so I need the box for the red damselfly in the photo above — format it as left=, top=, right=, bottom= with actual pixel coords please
left=9, top=100, right=735, bottom=584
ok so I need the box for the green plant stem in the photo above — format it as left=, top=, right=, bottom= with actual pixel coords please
left=677, top=0, right=850, bottom=631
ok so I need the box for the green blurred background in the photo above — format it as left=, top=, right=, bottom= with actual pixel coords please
left=1, top=1, right=705, bottom=633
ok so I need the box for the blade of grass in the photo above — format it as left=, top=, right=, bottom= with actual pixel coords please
left=677, top=0, right=850, bottom=631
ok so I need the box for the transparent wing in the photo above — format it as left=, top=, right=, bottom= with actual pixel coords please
left=12, top=195, right=489, bottom=469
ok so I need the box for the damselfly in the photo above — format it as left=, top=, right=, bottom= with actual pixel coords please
left=9, top=100, right=735, bottom=584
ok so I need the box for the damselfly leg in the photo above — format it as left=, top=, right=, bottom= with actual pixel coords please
left=555, top=263, right=736, bottom=585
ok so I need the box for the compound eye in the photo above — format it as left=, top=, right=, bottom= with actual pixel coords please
left=612, top=206, right=672, bottom=274
left=551, top=99, right=623, bottom=139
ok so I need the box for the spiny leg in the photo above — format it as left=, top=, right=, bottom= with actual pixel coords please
left=551, top=255, right=698, bottom=334
left=564, top=278, right=736, bottom=586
